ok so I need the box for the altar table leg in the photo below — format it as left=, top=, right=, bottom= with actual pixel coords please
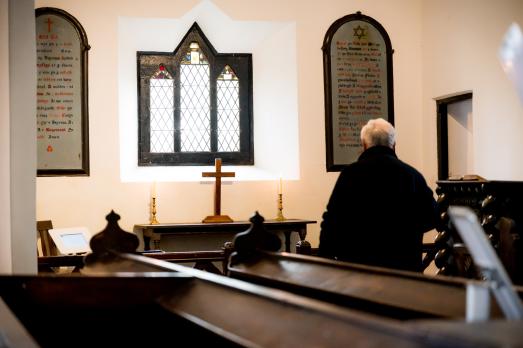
left=143, top=228, right=152, bottom=251
left=142, top=228, right=162, bottom=251
left=298, top=227, right=307, bottom=242
left=284, top=231, right=291, bottom=252
left=152, top=234, right=161, bottom=250
left=283, top=228, right=308, bottom=253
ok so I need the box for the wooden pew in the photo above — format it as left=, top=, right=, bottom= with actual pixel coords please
left=36, top=220, right=58, bottom=256
left=3, top=214, right=451, bottom=348
left=38, top=250, right=226, bottom=274
left=143, top=250, right=225, bottom=274
left=0, top=258, right=476, bottom=348
left=64, top=250, right=523, bottom=347
left=5, top=210, right=521, bottom=347
left=37, top=211, right=229, bottom=274
left=228, top=250, right=523, bottom=320
left=17, top=252, right=523, bottom=347
left=59, top=209, right=520, bottom=322
left=0, top=297, right=39, bottom=347
left=226, top=212, right=523, bottom=321
left=38, top=255, right=85, bottom=273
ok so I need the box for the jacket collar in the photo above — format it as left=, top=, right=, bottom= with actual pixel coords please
left=358, top=145, right=397, bottom=161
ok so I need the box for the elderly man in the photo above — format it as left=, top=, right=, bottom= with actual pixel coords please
left=319, top=118, right=437, bottom=272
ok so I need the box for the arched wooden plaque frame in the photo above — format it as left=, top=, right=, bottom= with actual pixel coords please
left=322, top=11, right=394, bottom=172
left=36, top=7, right=90, bottom=176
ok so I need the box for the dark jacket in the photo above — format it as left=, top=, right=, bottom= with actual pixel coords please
left=319, top=146, right=437, bottom=272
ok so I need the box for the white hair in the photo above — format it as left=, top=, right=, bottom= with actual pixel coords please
left=360, top=118, right=396, bottom=148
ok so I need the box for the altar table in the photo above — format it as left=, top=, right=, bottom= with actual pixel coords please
left=135, top=219, right=316, bottom=252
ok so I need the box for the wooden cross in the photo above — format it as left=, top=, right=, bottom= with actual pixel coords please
left=202, top=158, right=235, bottom=223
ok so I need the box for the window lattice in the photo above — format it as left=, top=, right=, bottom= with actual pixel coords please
left=180, top=43, right=210, bottom=152
left=150, top=66, right=174, bottom=153
left=217, top=65, right=240, bottom=152
left=180, top=64, right=211, bottom=151
left=138, top=22, right=253, bottom=166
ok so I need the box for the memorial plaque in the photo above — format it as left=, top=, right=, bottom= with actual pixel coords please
left=36, top=8, right=90, bottom=176
left=322, top=12, right=394, bottom=171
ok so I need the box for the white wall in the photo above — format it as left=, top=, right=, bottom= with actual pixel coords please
left=118, top=2, right=300, bottom=182
left=448, top=99, right=473, bottom=178
left=23, top=0, right=523, bottom=258
left=0, top=0, right=37, bottom=274
left=422, top=0, right=523, bottom=184
left=34, top=0, right=425, bottom=247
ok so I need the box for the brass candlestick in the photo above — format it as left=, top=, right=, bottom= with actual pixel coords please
left=150, top=197, right=159, bottom=224
left=276, top=193, right=286, bottom=221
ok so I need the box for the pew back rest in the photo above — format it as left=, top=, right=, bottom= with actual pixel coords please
left=37, top=220, right=58, bottom=256
left=228, top=251, right=523, bottom=320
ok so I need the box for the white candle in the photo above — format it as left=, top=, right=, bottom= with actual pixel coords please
left=278, top=176, right=283, bottom=195
left=151, top=181, right=157, bottom=199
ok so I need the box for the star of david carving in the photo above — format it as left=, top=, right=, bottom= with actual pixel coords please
left=353, top=25, right=365, bottom=40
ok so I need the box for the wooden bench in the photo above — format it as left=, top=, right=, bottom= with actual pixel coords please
left=5, top=210, right=520, bottom=347
left=38, top=250, right=226, bottom=274
left=37, top=215, right=227, bottom=274
left=0, top=297, right=38, bottom=347
left=226, top=212, right=523, bottom=321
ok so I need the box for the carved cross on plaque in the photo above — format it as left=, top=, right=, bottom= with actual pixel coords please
left=202, top=158, right=235, bottom=223
left=46, top=17, right=53, bottom=32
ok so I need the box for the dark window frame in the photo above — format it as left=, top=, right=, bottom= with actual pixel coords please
left=137, top=22, right=253, bottom=166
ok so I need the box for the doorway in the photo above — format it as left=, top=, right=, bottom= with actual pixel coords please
left=436, top=92, right=473, bottom=180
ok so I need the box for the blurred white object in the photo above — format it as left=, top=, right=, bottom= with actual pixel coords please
left=448, top=206, right=523, bottom=321
left=499, top=23, right=523, bottom=104
left=48, top=227, right=91, bottom=254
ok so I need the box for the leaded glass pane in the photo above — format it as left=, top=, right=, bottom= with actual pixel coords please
left=180, top=62, right=210, bottom=152
left=138, top=24, right=253, bottom=166
left=217, top=65, right=240, bottom=152
left=150, top=75, right=174, bottom=153
left=182, top=42, right=209, bottom=65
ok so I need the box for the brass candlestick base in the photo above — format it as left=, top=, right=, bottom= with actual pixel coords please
left=150, top=197, right=159, bottom=224
left=275, top=193, right=286, bottom=221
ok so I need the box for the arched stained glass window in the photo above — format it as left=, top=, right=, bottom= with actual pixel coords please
left=137, top=23, right=253, bottom=166
left=217, top=65, right=240, bottom=152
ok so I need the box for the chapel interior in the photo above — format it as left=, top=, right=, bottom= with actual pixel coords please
left=1, top=0, right=523, bottom=346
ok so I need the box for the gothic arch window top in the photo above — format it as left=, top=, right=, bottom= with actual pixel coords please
left=138, top=22, right=253, bottom=166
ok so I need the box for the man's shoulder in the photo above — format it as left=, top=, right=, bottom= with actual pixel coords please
left=402, top=159, right=426, bottom=175
left=396, top=157, right=421, bottom=173
left=394, top=158, right=431, bottom=185
left=339, top=154, right=426, bottom=180
left=340, top=161, right=360, bottom=171
left=339, top=161, right=364, bottom=176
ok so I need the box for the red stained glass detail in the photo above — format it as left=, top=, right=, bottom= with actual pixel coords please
left=159, top=65, right=165, bottom=71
